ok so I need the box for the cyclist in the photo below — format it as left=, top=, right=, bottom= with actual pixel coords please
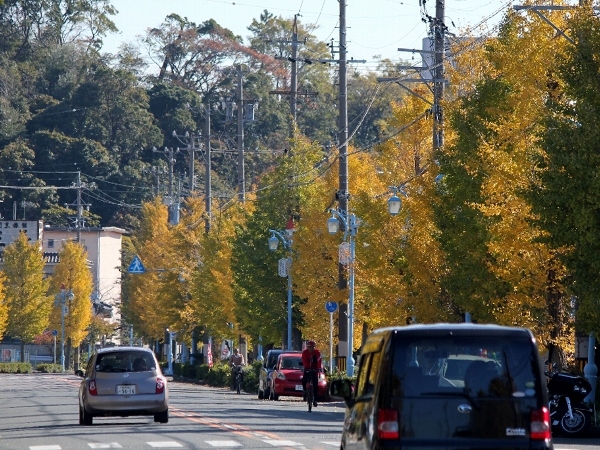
left=229, top=347, right=245, bottom=385
left=302, top=340, right=322, bottom=407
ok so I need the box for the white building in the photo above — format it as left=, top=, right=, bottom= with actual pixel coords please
left=42, top=224, right=126, bottom=324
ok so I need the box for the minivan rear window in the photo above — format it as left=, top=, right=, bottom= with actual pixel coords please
left=390, top=336, right=540, bottom=399
left=96, top=351, right=156, bottom=372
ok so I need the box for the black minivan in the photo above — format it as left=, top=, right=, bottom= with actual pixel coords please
left=330, top=323, right=552, bottom=450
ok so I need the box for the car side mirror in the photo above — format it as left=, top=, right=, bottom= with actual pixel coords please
left=330, top=379, right=354, bottom=407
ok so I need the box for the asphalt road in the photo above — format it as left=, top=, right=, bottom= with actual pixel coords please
left=0, top=372, right=346, bottom=449
left=2, top=372, right=600, bottom=450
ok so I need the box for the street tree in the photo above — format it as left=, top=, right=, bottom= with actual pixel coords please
left=48, top=240, right=94, bottom=369
left=3, top=231, right=51, bottom=361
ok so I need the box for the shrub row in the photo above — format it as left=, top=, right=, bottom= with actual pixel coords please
left=0, top=362, right=32, bottom=373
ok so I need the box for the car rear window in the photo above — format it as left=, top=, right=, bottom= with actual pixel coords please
left=390, top=335, right=541, bottom=399
left=96, top=351, right=156, bottom=372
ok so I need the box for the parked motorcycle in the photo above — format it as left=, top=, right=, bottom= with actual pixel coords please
left=546, top=365, right=593, bottom=437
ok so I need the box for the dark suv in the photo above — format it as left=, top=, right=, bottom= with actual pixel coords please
left=258, top=349, right=300, bottom=400
left=330, top=323, right=552, bottom=450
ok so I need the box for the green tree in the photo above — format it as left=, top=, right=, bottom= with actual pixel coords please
left=3, top=231, right=51, bottom=361
left=528, top=6, right=600, bottom=337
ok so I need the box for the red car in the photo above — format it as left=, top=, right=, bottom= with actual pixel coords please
left=271, top=353, right=329, bottom=401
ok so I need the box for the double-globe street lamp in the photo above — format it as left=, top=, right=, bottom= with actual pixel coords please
left=268, top=219, right=295, bottom=350
left=55, top=286, right=74, bottom=372
left=326, top=209, right=361, bottom=377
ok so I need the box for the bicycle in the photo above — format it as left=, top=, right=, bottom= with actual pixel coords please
left=305, top=369, right=316, bottom=413
left=233, top=365, right=242, bottom=394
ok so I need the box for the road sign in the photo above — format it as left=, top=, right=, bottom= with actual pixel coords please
left=128, top=255, right=146, bottom=274
left=278, top=258, right=288, bottom=277
left=51, top=330, right=58, bottom=336
left=325, top=302, right=338, bottom=313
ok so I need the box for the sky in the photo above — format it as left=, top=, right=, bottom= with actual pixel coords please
left=101, top=0, right=522, bottom=71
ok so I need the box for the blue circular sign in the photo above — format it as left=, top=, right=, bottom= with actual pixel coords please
left=325, top=302, right=338, bottom=313
left=51, top=330, right=58, bottom=336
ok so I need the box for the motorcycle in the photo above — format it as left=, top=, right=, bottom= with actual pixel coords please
left=546, top=365, right=594, bottom=437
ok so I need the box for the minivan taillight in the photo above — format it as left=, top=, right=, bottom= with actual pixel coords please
left=156, top=378, right=165, bottom=394
left=378, top=409, right=399, bottom=439
left=88, top=380, right=97, bottom=396
left=530, top=406, right=551, bottom=440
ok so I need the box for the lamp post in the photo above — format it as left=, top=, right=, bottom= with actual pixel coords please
left=268, top=218, right=295, bottom=350
left=56, top=286, right=74, bottom=373
left=326, top=209, right=361, bottom=376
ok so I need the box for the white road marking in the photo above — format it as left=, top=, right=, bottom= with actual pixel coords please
left=321, top=442, right=340, bottom=447
left=205, top=441, right=243, bottom=447
left=262, top=440, right=303, bottom=446
left=88, top=444, right=123, bottom=449
left=30, top=446, right=61, bottom=450
left=147, top=442, right=183, bottom=448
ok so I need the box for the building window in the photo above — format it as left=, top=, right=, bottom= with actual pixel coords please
left=48, top=239, right=54, bottom=249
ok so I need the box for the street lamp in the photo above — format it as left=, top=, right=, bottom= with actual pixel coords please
left=326, top=209, right=361, bottom=377
left=268, top=218, right=295, bottom=350
left=55, top=286, right=74, bottom=372
left=388, top=185, right=407, bottom=216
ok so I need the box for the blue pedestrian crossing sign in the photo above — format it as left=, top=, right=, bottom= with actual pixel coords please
left=128, top=255, right=146, bottom=274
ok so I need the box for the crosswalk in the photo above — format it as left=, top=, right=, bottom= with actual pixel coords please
left=29, top=440, right=340, bottom=449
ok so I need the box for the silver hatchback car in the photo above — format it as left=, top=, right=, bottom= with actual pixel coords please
left=76, top=346, right=169, bottom=425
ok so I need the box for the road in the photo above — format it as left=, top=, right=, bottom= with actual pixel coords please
left=0, top=373, right=345, bottom=449
left=2, top=373, right=600, bottom=450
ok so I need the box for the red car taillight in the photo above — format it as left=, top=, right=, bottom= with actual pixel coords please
left=88, top=380, right=97, bottom=396
left=378, top=409, right=399, bottom=440
left=530, top=406, right=551, bottom=440
left=156, top=377, right=165, bottom=394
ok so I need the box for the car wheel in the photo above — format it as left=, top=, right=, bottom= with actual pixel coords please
left=258, top=389, right=264, bottom=400
left=154, top=408, right=169, bottom=424
left=80, top=405, right=93, bottom=426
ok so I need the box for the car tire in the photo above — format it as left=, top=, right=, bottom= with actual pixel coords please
left=80, top=405, right=93, bottom=426
left=154, top=408, right=169, bottom=424
left=258, top=389, right=264, bottom=400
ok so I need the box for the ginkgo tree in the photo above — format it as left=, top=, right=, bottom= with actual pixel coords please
left=3, top=231, right=51, bottom=362
left=48, top=240, right=94, bottom=370
left=0, top=273, right=6, bottom=338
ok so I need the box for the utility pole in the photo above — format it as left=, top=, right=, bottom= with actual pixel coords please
left=432, top=0, right=445, bottom=154
left=205, top=103, right=212, bottom=233
left=153, top=146, right=179, bottom=224
left=290, top=15, right=299, bottom=122
left=270, top=15, right=318, bottom=131
left=336, top=0, right=350, bottom=368
left=237, top=65, right=245, bottom=204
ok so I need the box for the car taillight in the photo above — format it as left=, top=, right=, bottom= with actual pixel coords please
left=88, top=380, right=97, bottom=396
left=378, top=409, right=399, bottom=440
left=530, top=406, right=551, bottom=440
left=156, top=378, right=165, bottom=394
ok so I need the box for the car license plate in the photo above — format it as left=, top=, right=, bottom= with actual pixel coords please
left=117, top=385, right=136, bottom=395
left=295, top=385, right=303, bottom=391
